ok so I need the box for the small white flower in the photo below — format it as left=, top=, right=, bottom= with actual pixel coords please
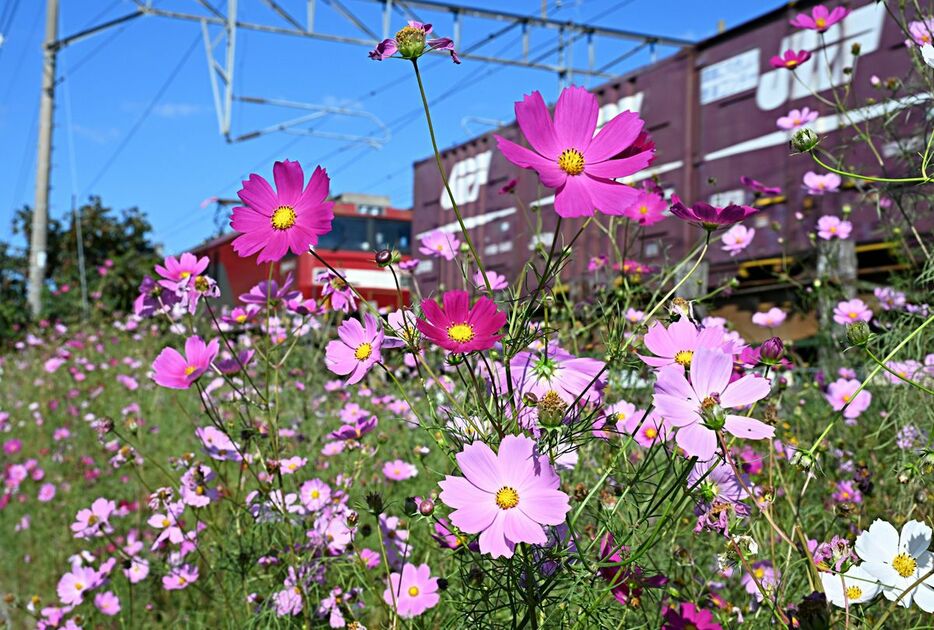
left=820, top=565, right=881, bottom=607
left=854, top=519, right=934, bottom=611
left=922, top=44, right=934, bottom=69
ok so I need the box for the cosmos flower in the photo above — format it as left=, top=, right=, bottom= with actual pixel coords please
left=922, top=43, right=934, bottom=68
left=824, top=378, right=872, bottom=420
left=94, top=591, right=121, bottom=616
left=438, top=435, right=571, bottom=558
left=820, top=565, right=881, bottom=608
left=739, top=176, right=782, bottom=196
left=71, top=497, right=116, bottom=539
left=751, top=307, right=786, bottom=328
left=325, top=314, right=384, bottom=385
left=383, top=459, right=418, bottom=481
left=230, top=160, right=335, bottom=263
left=495, top=86, right=654, bottom=218
left=598, top=534, right=668, bottom=606
left=662, top=602, right=723, bottom=629
left=162, top=565, right=199, bottom=591
left=741, top=561, right=780, bottom=601
left=239, top=274, right=301, bottom=306
left=776, top=107, right=819, bottom=130
left=623, top=188, right=667, bottom=226
left=196, top=426, right=242, bottom=462
left=905, top=18, right=934, bottom=47
left=653, top=348, right=773, bottom=461
left=299, top=479, right=331, bottom=512
left=669, top=195, right=757, bottom=231
left=506, top=344, right=606, bottom=406
left=473, top=269, right=509, bottom=291
left=57, top=566, right=101, bottom=605
left=419, top=229, right=461, bottom=260
left=155, top=252, right=209, bottom=292
left=383, top=563, right=441, bottom=619
left=833, top=480, right=862, bottom=504
left=151, top=336, right=219, bottom=390
left=416, top=291, right=506, bottom=353
left=770, top=49, right=812, bottom=70
left=317, top=271, right=358, bottom=313
left=817, top=215, right=852, bottom=240
left=874, top=286, right=906, bottom=311
left=803, top=171, right=841, bottom=195
left=720, top=225, right=755, bottom=256
left=854, top=519, right=934, bottom=611
left=639, top=317, right=730, bottom=369
left=833, top=299, right=872, bottom=325
left=370, top=21, right=460, bottom=63
left=790, top=5, right=849, bottom=32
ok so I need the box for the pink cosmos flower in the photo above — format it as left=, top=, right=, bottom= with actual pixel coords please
left=71, top=497, right=116, bottom=539
left=833, top=299, right=872, bottom=325
left=57, top=566, right=100, bottom=605
left=776, top=107, right=819, bottom=130
left=473, top=269, right=509, bottom=291
left=623, top=188, right=667, bottom=226
left=741, top=562, right=780, bottom=600
left=739, top=176, right=782, bottom=196
left=38, top=482, right=56, bottom=502
left=279, top=456, right=307, bottom=475
left=155, top=252, right=209, bottom=291
left=721, top=225, right=755, bottom=256
left=751, top=307, right=786, bottom=328
left=639, top=317, right=730, bottom=369
left=619, top=409, right=672, bottom=447
left=230, top=160, right=335, bottom=263
left=416, top=291, right=506, bottom=353
left=152, top=336, right=219, bottom=390
left=325, top=314, right=384, bottom=385
left=770, top=49, right=812, bottom=70
left=662, top=602, right=724, bottom=630
left=299, top=479, right=331, bottom=511
left=94, top=591, right=121, bottom=616
left=317, top=271, right=357, bottom=313
left=196, top=426, right=242, bottom=462
left=418, top=229, right=460, bottom=260
left=163, top=564, right=198, bottom=590
left=438, top=435, right=571, bottom=558
left=653, top=348, right=773, bottom=461
left=495, top=86, right=654, bottom=218
left=825, top=378, right=872, bottom=419
left=906, top=18, right=934, bottom=47
left=383, top=563, right=440, bottom=619
left=669, top=195, right=757, bottom=231
left=817, top=215, right=852, bottom=240
left=383, top=459, right=418, bottom=481
left=790, top=5, right=849, bottom=32
left=803, top=171, right=842, bottom=195
left=833, top=480, right=862, bottom=504
left=369, top=21, right=460, bottom=64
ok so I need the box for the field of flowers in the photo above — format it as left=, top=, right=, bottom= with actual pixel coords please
left=2, top=5, right=934, bottom=629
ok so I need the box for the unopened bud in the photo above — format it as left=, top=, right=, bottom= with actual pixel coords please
left=791, top=449, right=817, bottom=471
left=375, top=249, right=394, bottom=267
left=760, top=337, right=785, bottom=365
left=418, top=498, right=435, bottom=516
left=846, top=321, right=871, bottom=346
left=791, top=128, right=820, bottom=153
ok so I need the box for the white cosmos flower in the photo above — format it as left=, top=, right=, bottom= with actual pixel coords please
left=922, top=44, right=934, bottom=69
left=854, top=519, right=934, bottom=611
left=820, top=565, right=881, bottom=607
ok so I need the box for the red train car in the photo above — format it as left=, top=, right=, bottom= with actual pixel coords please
left=193, top=193, right=413, bottom=308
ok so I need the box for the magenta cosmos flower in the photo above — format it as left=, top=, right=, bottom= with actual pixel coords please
left=833, top=298, right=872, bottom=325
left=325, top=313, right=384, bottom=385
left=662, top=602, right=723, bottom=630
left=623, top=188, right=667, bottom=226
left=369, top=21, right=460, bottom=64
left=230, top=160, right=334, bottom=263
left=155, top=252, right=209, bottom=291
left=790, top=5, right=849, bottom=32
left=639, top=317, right=730, bottom=369
left=776, top=107, right=819, bottom=130
left=383, top=563, right=441, bottom=619
left=438, top=434, right=571, bottom=558
left=669, top=195, right=757, bottom=231
left=803, top=171, right=841, bottom=195
left=418, top=229, right=460, bottom=260
left=770, top=49, right=812, bottom=70
left=825, top=378, right=872, bottom=419
left=817, top=215, right=852, bottom=240
left=653, top=348, right=773, bottom=461
left=721, top=225, right=755, bottom=256
left=152, top=336, right=219, bottom=390
left=495, top=86, right=654, bottom=217
left=416, top=291, right=506, bottom=353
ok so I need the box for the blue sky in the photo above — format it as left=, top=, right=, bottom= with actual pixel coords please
left=0, top=0, right=786, bottom=253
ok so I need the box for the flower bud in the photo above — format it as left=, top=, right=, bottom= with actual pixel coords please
left=791, top=128, right=820, bottom=153
left=846, top=321, right=871, bottom=346
left=791, top=449, right=817, bottom=471
left=365, top=492, right=384, bottom=515
left=418, top=498, right=435, bottom=516
left=537, top=390, right=567, bottom=427
left=759, top=337, right=785, bottom=365
left=374, top=249, right=395, bottom=267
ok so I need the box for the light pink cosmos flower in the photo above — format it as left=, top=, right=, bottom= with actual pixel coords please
left=71, top=497, right=116, bottom=539
left=816, top=215, right=852, bottom=240
left=57, top=566, right=100, bottom=605
left=639, top=317, right=730, bottom=369
left=279, top=456, right=307, bottom=475
left=825, top=378, right=872, bottom=419
left=495, top=86, right=654, bottom=218
left=196, top=426, right=242, bottom=462
left=230, top=160, right=334, bottom=263
left=38, top=482, right=56, bottom=502
left=438, top=435, right=571, bottom=558
left=776, top=107, right=819, bottom=130
left=155, top=252, right=209, bottom=291
left=833, top=299, right=872, bottom=325
left=619, top=409, right=672, bottom=447
left=752, top=307, right=787, bottom=328
left=163, top=565, right=198, bottom=590
left=790, top=5, right=849, bottom=32
left=94, top=591, right=121, bottom=616
left=721, top=225, right=755, bottom=256
left=803, top=171, right=841, bottom=195
left=418, top=229, right=460, bottom=260
left=473, top=269, right=509, bottom=291
left=623, top=189, right=667, bottom=226
left=124, top=559, right=149, bottom=584
left=299, top=479, right=331, bottom=512
left=905, top=18, right=934, bottom=47
left=151, top=336, right=219, bottom=390
left=383, top=563, right=441, bottom=619
left=653, top=348, right=773, bottom=461
left=383, top=459, right=418, bottom=481
left=325, top=314, right=384, bottom=385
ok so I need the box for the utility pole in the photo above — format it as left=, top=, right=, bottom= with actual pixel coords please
left=27, top=0, right=59, bottom=318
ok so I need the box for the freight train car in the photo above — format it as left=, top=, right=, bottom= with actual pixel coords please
left=193, top=193, right=413, bottom=308
left=411, top=0, right=927, bottom=341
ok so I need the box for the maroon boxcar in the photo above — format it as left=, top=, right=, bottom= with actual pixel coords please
left=411, top=0, right=926, bottom=339
left=193, top=193, right=413, bottom=308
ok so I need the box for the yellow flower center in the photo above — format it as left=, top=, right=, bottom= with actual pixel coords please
left=436, top=244, right=445, bottom=251
left=845, top=585, right=862, bottom=600
left=311, top=490, right=320, bottom=499
left=674, top=350, right=694, bottom=367
left=816, top=17, right=827, bottom=29
left=354, top=342, right=373, bottom=361
left=644, top=427, right=658, bottom=439
left=848, top=312, right=858, bottom=319
left=557, top=148, right=585, bottom=175
left=447, top=323, right=475, bottom=343
left=178, top=576, right=187, bottom=585
left=829, top=226, right=837, bottom=233
left=842, top=394, right=851, bottom=403
left=892, top=552, right=917, bottom=578
left=184, top=365, right=198, bottom=376
left=495, top=486, right=520, bottom=509
left=87, top=515, right=98, bottom=525
left=179, top=271, right=191, bottom=280
left=753, top=567, right=765, bottom=580
left=639, top=205, right=649, bottom=215
left=194, top=276, right=210, bottom=292
left=74, top=582, right=84, bottom=591
left=162, top=518, right=170, bottom=527
left=408, top=586, right=420, bottom=597
left=271, top=205, right=296, bottom=231
left=236, top=314, right=247, bottom=323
